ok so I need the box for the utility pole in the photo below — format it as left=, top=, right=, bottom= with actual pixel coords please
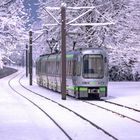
left=61, top=3, right=66, bottom=100
left=26, top=44, right=28, bottom=77
left=29, top=31, right=33, bottom=85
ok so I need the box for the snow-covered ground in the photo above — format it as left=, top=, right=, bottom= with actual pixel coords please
left=0, top=69, right=140, bottom=140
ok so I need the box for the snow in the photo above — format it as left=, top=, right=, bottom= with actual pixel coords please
left=0, top=69, right=140, bottom=140
left=108, top=82, right=140, bottom=110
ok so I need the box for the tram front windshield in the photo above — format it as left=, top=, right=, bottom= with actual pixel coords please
left=83, top=54, right=104, bottom=78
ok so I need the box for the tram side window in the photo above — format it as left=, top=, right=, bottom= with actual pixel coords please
left=50, top=61, right=52, bottom=75
left=52, top=61, right=54, bottom=75
left=73, top=59, right=81, bottom=76
left=66, top=61, right=68, bottom=76
left=48, top=61, right=50, bottom=75
left=44, top=61, right=46, bottom=74
left=56, top=61, right=58, bottom=76
left=51, top=61, right=53, bottom=75
left=69, top=60, right=72, bottom=76
left=51, top=61, right=54, bottom=75
left=73, top=60, right=76, bottom=76
left=68, top=61, right=70, bottom=76
left=83, top=59, right=89, bottom=74
left=77, top=61, right=81, bottom=76
left=67, top=60, right=71, bottom=76
left=46, top=61, right=48, bottom=74
left=53, top=61, right=56, bottom=75
left=41, top=61, right=44, bottom=74
left=36, top=62, right=38, bottom=74
left=38, top=60, right=41, bottom=74
left=58, top=61, right=60, bottom=76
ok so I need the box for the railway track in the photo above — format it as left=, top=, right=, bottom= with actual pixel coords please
left=66, top=87, right=140, bottom=125
left=9, top=72, right=140, bottom=140
left=8, top=73, right=72, bottom=140
left=83, top=100, right=140, bottom=124
left=101, top=99, right=140, bottom=112
left=11, top=73, right=118, bottom=140
left=67, top=89, right=140, bottom=125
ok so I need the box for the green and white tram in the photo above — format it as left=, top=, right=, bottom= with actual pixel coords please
left=36, top=48, right=108, bottom=99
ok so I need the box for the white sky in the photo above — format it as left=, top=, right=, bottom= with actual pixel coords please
left=0, top=68, right=140, bottom=140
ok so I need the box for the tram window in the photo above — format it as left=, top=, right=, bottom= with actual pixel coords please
left=51, top=61, right=53, bottom=75
left=77, top=62, right=81, bottom=76
left=58, top=61, right=60, bottom=76
left=83, top=59, right=89, bottom=74
left=72, top=60, right=80, bottom=76
left=41, top=61, right=43, bottom=73
left=58, top=61, right=61, bottom=75
left=53, top=61, right=56, bottom=75
left=68, top=61, right=71, bottom=76
left=52, top=61, right=54, bottom=75
left=48, top=61, right=50, bottom=75
left=56, top=61, right=59, bottom=75
left=45, top=61, right=47, bottom=74
left=69, top=60, right=71, bottom=76
left=68, top=61, right=70, bottom=76
left=38, top=61, right=41, bottom=73
left=73, top=60, right=76, bottom=76
left=66, top=61, right=68, bottom=76
left=83, top=54, right=104, bottom=78
left=51, top=62, right=53, bottom=75
left=69, top=61, right=71, bottom=76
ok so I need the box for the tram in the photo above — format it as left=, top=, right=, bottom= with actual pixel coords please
left=36, top=48, right=108, bottom=99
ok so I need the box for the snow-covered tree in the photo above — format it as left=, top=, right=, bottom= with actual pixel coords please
left=106, top=0, right=140, bottom=80
left=37, top=0, right=140, bottom=80
left=0, top=0, right=29, bottom=67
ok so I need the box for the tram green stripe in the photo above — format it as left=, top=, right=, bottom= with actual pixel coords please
left=66, top=86, right=75, bottom=90
left=79, top=87, right=87, bottom=91
left=66, top=86, right=87, bottom=91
